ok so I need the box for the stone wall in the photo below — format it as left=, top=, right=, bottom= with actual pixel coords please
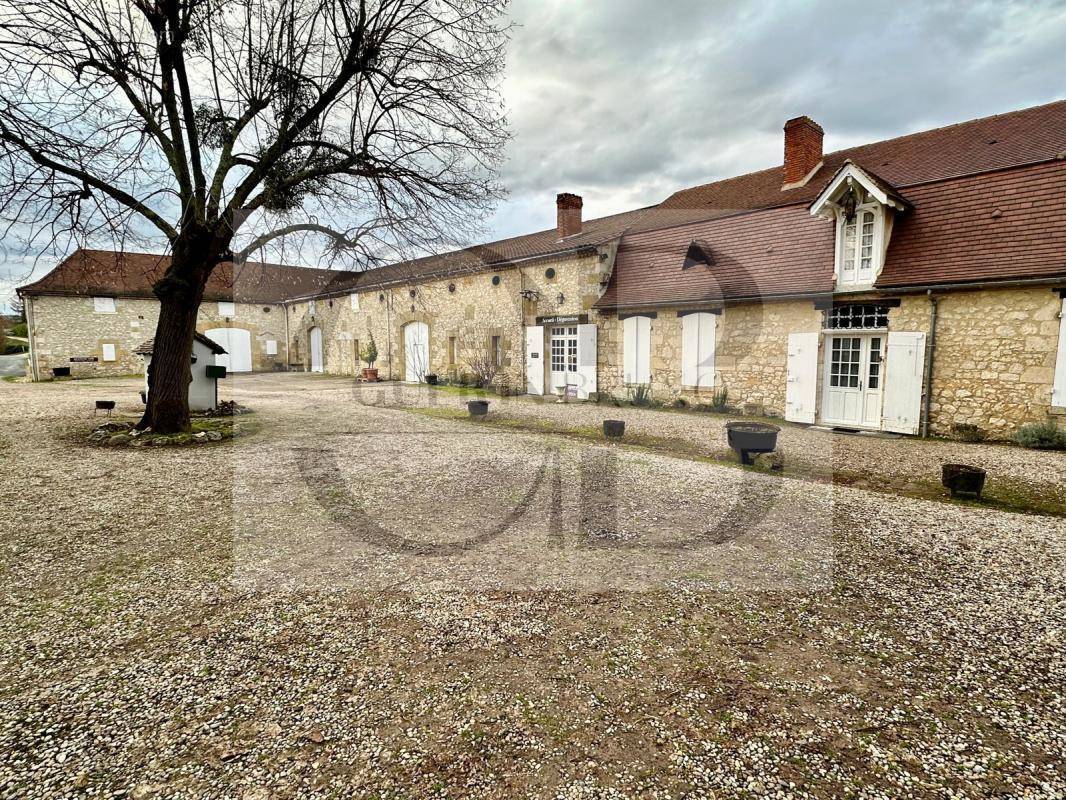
left=595, top=287, right=1064, bottom=437
left=289, top=250, right=612, bottom=390
left=596, top=301, right=823, bottom=414
left=891, top=287, right=1062, bottom=436
left=26, top=294, right=288, bottom=379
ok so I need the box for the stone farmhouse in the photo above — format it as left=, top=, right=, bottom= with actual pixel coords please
left=18, top=101, right=1066, bottom=438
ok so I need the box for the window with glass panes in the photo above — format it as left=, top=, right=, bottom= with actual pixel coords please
left=829, top=336, right=862, bottom=388
left=826, top=304, right=889, bottom=330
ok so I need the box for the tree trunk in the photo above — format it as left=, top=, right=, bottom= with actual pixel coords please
left=138, top=235, right=224, bottom=434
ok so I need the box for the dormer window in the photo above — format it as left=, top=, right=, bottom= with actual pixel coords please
left=810, top=160, right=911, bottom=292
left=838, top=201, right=880, bottom=286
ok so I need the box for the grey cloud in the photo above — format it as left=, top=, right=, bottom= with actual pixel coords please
left=494, top=0, right=1066, bottom=232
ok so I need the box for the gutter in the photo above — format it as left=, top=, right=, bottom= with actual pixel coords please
left=24, top=294, right=39, bottom=381
left=874, top=275, right=1066, bottom=295
left=920, top=291, right=939, bottom=438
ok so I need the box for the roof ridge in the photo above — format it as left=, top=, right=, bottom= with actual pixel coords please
left=663, top=98, right=1066, bottom=202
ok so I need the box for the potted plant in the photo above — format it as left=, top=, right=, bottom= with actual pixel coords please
left=361, top=335, right=379, bottom=381
left=725, top=421, right=780, bottom=465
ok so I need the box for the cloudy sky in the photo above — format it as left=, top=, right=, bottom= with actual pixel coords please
left=486, top=0, right=1066, bottom=238
left=3, top=0, right=1066, bottom=310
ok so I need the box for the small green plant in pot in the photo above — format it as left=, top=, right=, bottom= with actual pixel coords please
left=361, top=335, right=379, bottom=381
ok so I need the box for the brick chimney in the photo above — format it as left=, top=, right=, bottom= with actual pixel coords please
left=782, top=116, right=823, bottom=187
left=556, top=193, right=583, bottom=238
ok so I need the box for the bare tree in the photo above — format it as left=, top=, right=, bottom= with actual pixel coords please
left=0, top=0, right=510, bottom=431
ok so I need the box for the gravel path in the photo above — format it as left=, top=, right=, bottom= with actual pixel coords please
left=0, top=374, right=1063, bottom=799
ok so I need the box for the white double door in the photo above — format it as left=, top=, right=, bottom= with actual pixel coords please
left=204, top=327, right=252, bottom=373
left=549, top=325, right=578, bottom=394
left=822, top=333, right=885, bottom=428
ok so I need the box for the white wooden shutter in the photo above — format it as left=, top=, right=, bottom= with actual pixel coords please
left=882, top=331, right=926, bottom=435
left=525, top=325, right=544, bottom=395
left=623, top=317, right=637, bottom=384
left=681, top=314, right=699, bottom=387
left=101, top=343, right=117, bottom=362
left=265, top=339, right=278, bottom=356
left=1053, top=297, right=1066, bottom=408
left=93, top=296, right=116, bottom=313
left=623, top=316, right=651, bottom=384
left=218, top=301, right=236, bottom=317
left=785, top=332, right=819, bottom=424
left=682, top=313, right=716, bottom=389
left=576, top=323, right=597, bottom=398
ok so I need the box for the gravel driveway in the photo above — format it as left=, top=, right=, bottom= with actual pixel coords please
left=0, top=374, right=1063, bottom=799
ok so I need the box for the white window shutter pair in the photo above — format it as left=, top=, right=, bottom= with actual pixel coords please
left=622, top=316, right=651, bottom=384
left=101, top=343, right=117, bottom=362
left=681, top=313, right=716, bottom=388
left=525, top=325, right=544, bottom=395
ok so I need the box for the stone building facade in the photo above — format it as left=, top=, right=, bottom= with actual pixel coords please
left=18, top=102, right=1066, bottom=439
left=23, top=293, right=289, bottom=379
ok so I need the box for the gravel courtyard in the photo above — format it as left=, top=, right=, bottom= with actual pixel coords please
left=1, top=373, right=1063, bottom=799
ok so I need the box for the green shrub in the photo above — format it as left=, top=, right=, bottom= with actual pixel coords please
left=631, top=383, right=653, bottom=407
left=1013, top=421, right=1066, bottom=450
left=360, top=334, right=378, bottom=366
left=710, top=384, right=729, bottom=411
left=951, top=423, right=986, bottom=443
left=11, top=322, right=27, bottom=338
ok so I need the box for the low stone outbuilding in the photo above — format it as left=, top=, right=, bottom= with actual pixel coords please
left=134, top=333, right=227, bottom=412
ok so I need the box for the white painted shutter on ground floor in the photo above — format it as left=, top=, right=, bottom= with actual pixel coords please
left=525, top=325, right=544, bottom=395
left=1053, top=297, right=1066, bottom=408
left=882, top=331, right=926, bottom=435
left=576, top=323, right=597, bottom=398
left=622, top=315, right=651, bottom=385
left=681, top=312, right=716, bottom=389
left=785, top=332, right=819, bottom=424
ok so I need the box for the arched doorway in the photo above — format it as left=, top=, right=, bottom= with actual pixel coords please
left=403, top=321, right=429, bottom=382
left=309, top=326, right=324, bottom=373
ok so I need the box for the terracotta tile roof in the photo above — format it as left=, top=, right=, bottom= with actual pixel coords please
left=598, top=206, right=836, bottom=308
left=18, top=249, right=346, bottom=303
left=308, top=206, right=656, bottom=297
left=134, top=332, right=226, bottom=356
left=601, top=101, right=1066, bottom=307
left=878, top=159, right=1066, bottom=288
left=661, top=99, right=1066, bottom=212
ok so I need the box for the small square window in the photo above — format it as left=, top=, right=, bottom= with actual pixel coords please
left=101, top=343, right=117, bottom=362
left=218, top=301, right=236, bottom=317
left=93, top=297, right=116, bottom=314
left=265, top=340, right=278, bottom=356
left=308, top=300, right=316, bottom=315
left=350, top=293, right=360, bottom=311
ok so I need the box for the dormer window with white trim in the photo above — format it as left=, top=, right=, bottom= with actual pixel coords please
left=810, top=160, right=910, bottom=292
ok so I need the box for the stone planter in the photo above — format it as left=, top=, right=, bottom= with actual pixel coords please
left=603, top=419, right=625, bottom=438
left=725, top=421, right=780, bottom=465
left=942, top=463, right=987, bottom=499
left=361, top=367, right=379, bottom=381
left=468, top=400, right=489, bottom=418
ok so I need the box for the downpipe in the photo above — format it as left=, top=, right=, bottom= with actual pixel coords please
left=920, top=290, right=939, bottom=438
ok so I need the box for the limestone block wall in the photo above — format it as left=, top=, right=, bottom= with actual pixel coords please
left=596, top=300, right=823, bottom=415
left=291, top=251, right=610, bottom=389
left=596, top=287, right=1063, bottom=436
left=26, top=294, right=288, bottom=379
left=890, top=287, right=1062, bottom=436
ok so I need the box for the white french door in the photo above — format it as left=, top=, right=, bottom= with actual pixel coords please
left=548, top=326, right=578, bottom=395
left=822, top=334, right=885, bottom=428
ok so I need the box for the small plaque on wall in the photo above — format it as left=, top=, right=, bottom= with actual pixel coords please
left=70, top=356, right=98, bottom=363
left=536, top=314, right=588, bottom=325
